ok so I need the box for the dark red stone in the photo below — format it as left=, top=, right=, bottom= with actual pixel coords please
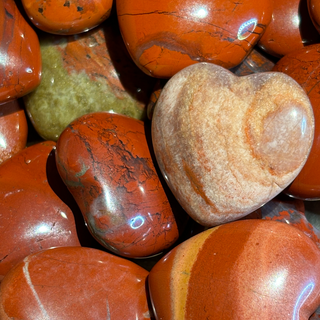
left=258, top=0, right=320, bottom=57
left=0, top=0, right=41, bottom=103
left=0, top=99, right=28, bottom=164
left=272, top=44, right=320, bottom=199
left=0, top=247, right=151, bottom=319
left=232, top=48, right=276, bottom=76
left=56, top=112, right=184, bottom=258
left=0, top=142, right=80, bottom=281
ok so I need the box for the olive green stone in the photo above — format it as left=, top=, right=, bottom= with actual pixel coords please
left=23, top=19, right=155, bottom=141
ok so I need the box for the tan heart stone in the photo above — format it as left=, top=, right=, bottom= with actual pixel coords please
left=152, top=62, right=314, bottom=226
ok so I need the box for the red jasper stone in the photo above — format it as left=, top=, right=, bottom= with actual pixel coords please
left=148, top=220, right=320, bottom=319
left=152, top=62, right=314, bottom=226
left=258, top=0, right=320, bottom=57
left=0, top=0, right=41, bottom=104
left=272, top=44, right=320, bottom=200
left=0, top=142, right=80, bottom=281
left=250, top=195, right=320, bottom=249
left=232, top=48, right=276, bottom=76
left=117, top=0, right=273, bottom=78
left=22, top=0, right=113, bottom=35
left=0, top=247, right=151, bottom=319
left=309, top=0, right=320, bottom=34
left=0, top=100, right=28, bottom=164
left=56, top=112, right=183, bottom=258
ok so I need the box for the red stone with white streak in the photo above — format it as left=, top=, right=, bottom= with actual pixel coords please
left=0, top=247, right=150, bottom=319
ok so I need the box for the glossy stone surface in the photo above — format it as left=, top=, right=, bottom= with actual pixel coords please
left=251, top=196, right=320, bottom=249
left=258, top=0, right=320, bottom=57
left=0, top=142, right=80, bottom=281
left=23, top=17, right=156, bottom=141
left=0, top=100, right=28, bottom=164
left=152, top=62, right=314, bottom=226
left=0, top=247, right=150, bottom=319
left=0, top=0, right=41, bottom=104
left=148, top=219, right=320, bottom=319
left=117, top=0, right=273, bottom=78
left=272, top=44, right=320, bottom=200
left=309, top=0, right=320, bottom=34
left=56, top=112, right=182, bottom=258
left=232, top=48, right=275, bottom=76
left=22, top=0, right=112, bottom=35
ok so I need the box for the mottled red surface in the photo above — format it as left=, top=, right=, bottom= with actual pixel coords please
left=250, top=195, right=320, bottom=249
left=258, top=0, right=320, bottom=57
left=0, top=247, right=150, bottom=319
left=273, top=44, right=320, bottom=200
left=309, top=0, right=320, bottom=34
left=0, top=100, right=28, bottom=164
left=117, top=0, right=273, bottom=78
left=148, top=220, right=320, bottom=319
left=0, top=142, right=80, bottom=281
left=0, top=0, right=41, bottom=104
left=56, top=112, right=183, bottom=258
left=22, top=0, right=112, bottom=35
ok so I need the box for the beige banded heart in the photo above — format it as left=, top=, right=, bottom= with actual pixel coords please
left=152, top=62, right=314, bottom=226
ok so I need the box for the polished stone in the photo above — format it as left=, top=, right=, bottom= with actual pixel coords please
left=273, top=44, right=320, bottom=200
left=0, top=142, right=80, bottom=281
left=0, top=0, right=41, bottom=104
left=258, top=0, right=320, bottom=57
left=232, top=48, right=275, bottom=76
left=56, top=112, right=184, bottom=258
left=249, top=196, right=320, bottom=249
left=309, top=0, right=320, bottom=34
left=0, top=100, right=28, bottom=164
left=22, top=0, right=112, bottom=35
left=117, top=0, right=273, bottom=78
left=23, top=17, right=156, bottom=141
left=148, top=219, right=320, bottom=319
left=152, top=62, right=314, bottom=226
left=0, top=247, right=150, bottom=319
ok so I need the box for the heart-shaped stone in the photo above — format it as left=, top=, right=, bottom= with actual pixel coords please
left=152, top=62, right=314, bottom=226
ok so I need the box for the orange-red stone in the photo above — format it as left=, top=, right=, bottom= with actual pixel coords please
left=22, top=0, right=113, bottom=35
left=0, top=0, right=41, bottom=104
left=148, top=220, right=320, bottom=319
left=0, top=100, right=28, bottom=164
left=0, top=247, right=150, bottom=319
left=117, top=0, right=273, bottom=78
left=56, top=112, right=184, bottom=258
left=309, top=0, right=320, bottom=34
left=0, top=142, right=80, bottom=281
left=258, top=0, right=320, bottom=57
left=152, top=62, right=314, bottom=226
left=273, top=44, right=320, bottom=200
left=232, top=48, right=276, bottom=76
